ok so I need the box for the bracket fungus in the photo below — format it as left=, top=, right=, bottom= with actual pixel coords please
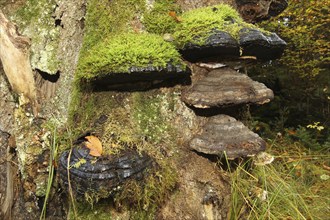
left=173, top=4, right=286, bottom=63
left=189, top=114, right=266, bottom=159
left=181, top=67, right=274, bottom=108
left=239, top=28, right=287, bottom=60
left=58, top=146, right=152, bottom=200
left=179, top=30, right=240, bottom=62
left=77, top=33, right=190, bottom=90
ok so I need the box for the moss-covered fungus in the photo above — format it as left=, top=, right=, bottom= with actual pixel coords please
left=173, top=4, right=255, bottom=48
left=76, top=33, right=184, bottom=80
left=142, top=0, right=181, bottom=35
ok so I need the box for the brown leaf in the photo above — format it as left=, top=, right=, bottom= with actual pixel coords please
left=84, top=135, right=103, bottom=157
left=168, top=11, right=182, bottom=22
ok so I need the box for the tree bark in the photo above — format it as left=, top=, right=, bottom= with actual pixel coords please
left=0, top=10, right=37, bottom=107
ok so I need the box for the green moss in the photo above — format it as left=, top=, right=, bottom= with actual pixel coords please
left=77, top=33, right=183, bottom=79
left=68, top=201, right=115, bottom=220
left=173, top=4, right=256, bottom=48
left=116, top=160, right=177, bottom=219
left=68, top=0, right=181, bottom=215
left=13, top=0, right=60, bottom=74
left=143, top=0, right=181, bottom=35
left=80, top=0, right=146, bottom=58
left=132, top=92, right=175, bottom=144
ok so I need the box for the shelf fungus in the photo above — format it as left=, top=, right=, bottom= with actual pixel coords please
left=58, top=146, right=152, bottom=201
left=239, top=28, right=287, bottom=60
left=173, top=4, right=286, bottom=63
left=179, top=30, right=240, bottom=62
left=189, top=115, right=266, bottom=159
left=178, top=28, right=286, bottom=62
left=88, top=63, right=191, bottom=91
left=181, top=67, right=274, bottom=108
left=76, top=33, right=191, bottom=91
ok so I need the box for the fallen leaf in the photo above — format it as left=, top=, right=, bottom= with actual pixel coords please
left=84, top=135, right=103, bottom=157
left=168, top=11, right=182, bottom=22
left=287, top=129, right=296, bottom=135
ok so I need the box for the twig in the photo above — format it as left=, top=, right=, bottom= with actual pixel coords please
left=66, top=127, right=78, bottom=219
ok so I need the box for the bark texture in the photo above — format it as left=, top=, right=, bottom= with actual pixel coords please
left=0, top=10, right=37, bottom=104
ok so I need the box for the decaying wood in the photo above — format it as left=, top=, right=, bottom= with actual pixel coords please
left=235, top=0, right=288, bottom=22
left=0, top=10, right=37, bottom=108
left=0, top=132, right=15, bottom=220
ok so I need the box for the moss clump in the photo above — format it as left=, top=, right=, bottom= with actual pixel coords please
left=77, top=33, right=183, bottom=80
left=79, top=0, right=146, bottom=62
left=173, top=4, right=255, bottom=48
left=143, top=0, right=181, bottom=35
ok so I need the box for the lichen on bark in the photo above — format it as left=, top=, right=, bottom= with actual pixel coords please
left=12, top=0, right=60, bottom=74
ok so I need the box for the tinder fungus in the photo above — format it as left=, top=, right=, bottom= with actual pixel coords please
left=189, top=114, right=266, bottom=159
left=179, top=30, right=240, bottom=62
left=58, top=147, right=152, bottom=199
left=90, top=63, right=191, bottom=90
left=239, top=28, right=287, bottom=60
left=181, top=67, right=274, bottom=108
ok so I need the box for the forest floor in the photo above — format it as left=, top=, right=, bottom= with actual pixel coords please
left=228, top=134, right=330, bottom=220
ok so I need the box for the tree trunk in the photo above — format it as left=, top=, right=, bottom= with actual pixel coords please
left=0, top=0, right=288, bottom=219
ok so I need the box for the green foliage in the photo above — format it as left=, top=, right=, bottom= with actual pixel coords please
left=143, top=0, right=181, bottom=35
left=173, top=4, right=258, bottom=48
left=259, top=0, right=329, bottom=77
left=249, top=63, right=329, bottom=143
left=77, top=33, right=183, bottom=79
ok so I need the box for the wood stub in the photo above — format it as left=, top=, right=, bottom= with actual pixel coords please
left=0, top=10, right=37, bottom=106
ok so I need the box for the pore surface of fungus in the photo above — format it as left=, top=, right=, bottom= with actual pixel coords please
left=189, top=114, right=266, bottom=159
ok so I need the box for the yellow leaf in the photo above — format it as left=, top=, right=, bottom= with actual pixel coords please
left=84, top=135, right=103, bottom=157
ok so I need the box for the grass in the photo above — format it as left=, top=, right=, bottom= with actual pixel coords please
left=40, top=122, right=59, bottom=220
left=228, top=136, right=330, bottom=220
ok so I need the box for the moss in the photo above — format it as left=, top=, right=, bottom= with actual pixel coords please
left=142, top=0, right=181, bottom=35
left=132, top=92, right=175, bottom=144
left=67, top=0, right=181, bottom=216
left=79, top=0, right=146, bottom=59
left=77, top=33, right=183, bottom=80
left=67, top=88, right=179, bottom=209
left=173, top=4, right=257, bottom=48
left=68, top=200, right=116, bottom=220
left=115, top=160, right=177, bottom=219
left=13, top=0, right=60, bottom=74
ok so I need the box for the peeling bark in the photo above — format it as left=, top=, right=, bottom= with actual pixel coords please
left=0, top=10, right=37, bottom=109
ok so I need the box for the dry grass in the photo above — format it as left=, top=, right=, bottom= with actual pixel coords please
left=229, top=137, right=330, bottom=220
